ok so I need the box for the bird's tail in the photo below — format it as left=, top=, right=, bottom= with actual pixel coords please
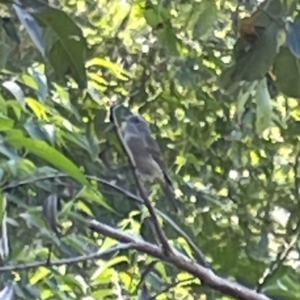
left=162, top=183, right=178, bottom=213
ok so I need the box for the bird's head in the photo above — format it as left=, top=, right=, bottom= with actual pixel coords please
left=124, top=114, right=150, bottom=133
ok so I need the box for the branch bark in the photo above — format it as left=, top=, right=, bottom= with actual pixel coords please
left=0, top=243, right=132, bottom=272
left=88, top=219, right=273, bottom=300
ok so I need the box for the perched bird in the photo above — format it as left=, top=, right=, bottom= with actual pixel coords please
left=122, top=113, right=178, bottom=212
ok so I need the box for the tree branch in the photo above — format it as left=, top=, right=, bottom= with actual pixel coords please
left=87, top=176, right=209, bottom=266
left=2, top=173, right=70, bottom=191
left=88, top=218, right=273, bottom=300
left=110, top=105, right=172, bottom=254
left=256, top=236, right=298, bottom=293
left=0, top=243, right=132, bottom=272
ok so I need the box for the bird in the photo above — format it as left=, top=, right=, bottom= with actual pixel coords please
left=122, top=113, right=178, bottom=212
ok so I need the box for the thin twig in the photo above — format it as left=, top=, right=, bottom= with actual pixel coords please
left=110, top=104, right=172, bottom=255
left=293, top=151, right=300, bottom=205
left=88, top=219, right=272, bottom=300
left=91, top=176, right=144, bottom=204
left=0, top=243, right=132, bottom=272
left=2, top=173, right=70, bottom=191
left=135, top=260, right=158, bottom=294
left=256, top=232, right=300, bottom=292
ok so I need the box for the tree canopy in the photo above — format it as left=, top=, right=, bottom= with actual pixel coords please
left=0, top=0, right=300, bottom=299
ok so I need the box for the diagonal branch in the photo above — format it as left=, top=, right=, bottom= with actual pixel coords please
left=110, top=105, right=172, bottom=255
left=0, top=212, right=274, bottom=300
left=88, top=218, right=273, bottom=300
left=90, top=177, right=209, bottom=266
left=256, top=232, right=300, bottom=293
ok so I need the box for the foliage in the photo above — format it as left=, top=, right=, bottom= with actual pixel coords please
left=0, top=0, right=300, bottom=299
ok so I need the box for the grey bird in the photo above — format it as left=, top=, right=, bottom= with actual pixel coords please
left=122, top=114, right=178, bottom=212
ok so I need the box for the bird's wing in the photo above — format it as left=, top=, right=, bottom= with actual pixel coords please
left=127, top=128, right=178, bottom=212
left=123, top=131, right=149, bottom=158
left=144, top=133, right=177, bottom=211
left=144, top=133, right=173, bottom=186
left=124, top=131, right=162, bottom=180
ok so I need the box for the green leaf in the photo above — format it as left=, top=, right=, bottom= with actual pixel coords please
left=189, top=0, right=217, bottom=39
left=142, top=2, right=179, bottom=55
left=263, top=274, right=300, bottom=299
left=255, top=78, right=272, bottom=134
left=0, top=42, right=12, bottom=69
left=219, top=65, right=239, bottom=93
left=273, top=46, right=300, bottom=98
left=34, top=6, right=87, bottom=88
left=254, top=0, right=283, bottom=28
left=2, top=81, right=26, bottom=109
left=13, top=4, right=46, bottom=55
left=76, top=187, right=114, bottom=212
left=284, top=0, right=298, bottom=15
left=6, top=100, right=22, bottom=120
left=236, top=81, right=257, bottom=124
left=92, top=255, right=129, bottom=284
left=145, top=272, right=163, bottom=290
left=248, top=229, right=269, bottom=260
left=0, top=116, right=14, bottom=129
left=24, top=119, right=48, bottom=143
left=26, top=97, right=48, bottom=119
left=92, top=289, right=113, bottom=299
left=0, top=191, right=5, bottom=223
left=232, top=21, right=285, bottom=82
left=1, top=17, right=20, bottom=44
left=143, top=2, right=163, bottom=28
left=5, top=130, right=88, bottom=186
left=30, top=68, right=49, bottom=102
left=157, top=21, right=180, bottom=56
left=86, top=57, right=130, bottom=81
